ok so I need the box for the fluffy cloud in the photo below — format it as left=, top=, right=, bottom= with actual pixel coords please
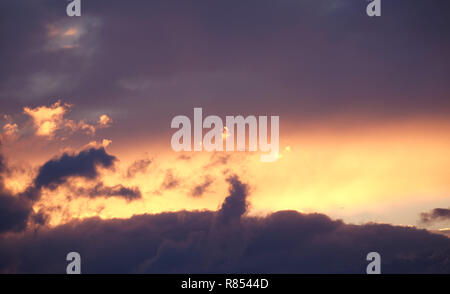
left=34, top=147, right=116, bottom=189
left=216, top=175, right=248, bottom=225
left=0, top=147, right=117, bottom=233
left=98, top=114, right=113, bottom=128
left=0, top=193, right=32, bottom=233
left=23, top=100, right=112, bottom=138
left=23, top=100, right=69, bottom=137
left=83, top=139, right=113, bottom=150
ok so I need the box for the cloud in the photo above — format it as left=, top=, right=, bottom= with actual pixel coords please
left=216, top=175, right=248, bottom=225
left=0, top=152, right=40, bottom=233
left=0, top=193, right=32, bottom=233
left=64, top=119, right=96, bottom=136
left=420, top=208, right=450, bottom=224
left=23, top=101, right=112, bottom=139
left=2, top=123, right=18, bottom=137
left=34, top=147, right=116, bottom=189
left=98, top=114, right=113, bottom=128
left=126, top=158, right=152, bottom=178
left=0, top=152, right=5, bottom=175
left=25, top=72, right=76, bottom=101
left=83, top=139, right=112, bottom=150
left=44, top=16, right=101, bottom=56
left=74, top=182, right=142, bottom=202
left=160, top=170, right=179, bottom=190
left=430, top=228, right=450, bottom=238
left=204, top=153, right=230, bottom=169
left=45, top=23, right=82, bottom=51
left=0, top=146, right=120, bottom=234
left=23, top=100, right=69, bottom=137
left=190, top=176, right=213, bottom=197
left=0, top=175, right=449, bottom=273
left=1, top=0, right=450, bottom=124
left=0, top=154, right=32, bottom=233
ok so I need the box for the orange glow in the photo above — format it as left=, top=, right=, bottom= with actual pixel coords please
left=63, top=28, right=78, bottom=36
left=4, top=116, right=450, bottom=228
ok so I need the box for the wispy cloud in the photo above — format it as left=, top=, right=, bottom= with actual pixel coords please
left=420, top=208, right=450, bottom=224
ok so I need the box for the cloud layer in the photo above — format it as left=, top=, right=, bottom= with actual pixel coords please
left=0, top=0, right=449, bottom=274
left=0, top=174, right=449, bottom=273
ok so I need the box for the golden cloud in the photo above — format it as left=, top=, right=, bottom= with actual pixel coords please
left=23, top=101, right=69, bottom=137
left=23, top=101, right=112, bottom=139
left=98, top=114, right=113, bottom=128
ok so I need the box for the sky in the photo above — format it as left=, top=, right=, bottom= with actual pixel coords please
left=0, top=0, right=449, bottom=273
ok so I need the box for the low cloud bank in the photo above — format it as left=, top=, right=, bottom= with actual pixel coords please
left=0, top=175, right=449, bottom=273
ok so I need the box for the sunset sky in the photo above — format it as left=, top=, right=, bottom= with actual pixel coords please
left=0, top=0, right=449, bottom=273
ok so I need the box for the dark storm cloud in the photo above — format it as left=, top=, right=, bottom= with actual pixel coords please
left=0, top=186, right=38, bottom=234
left=0, top=152, right=5, bottom=175
left=1, top=1, right=450, bottom=140
left=74, top=182, right=142, bottom=202
left=0, top=150, right=8, bottom=183
left=420, top=208, right=450, bottom=224
left=30, top=210, right=49, bottom=226
left=34, top=147, right=116, bottom=189
left=0, top=175, right=449, bottom=273
left=0, top=147, right=117, bottom=233
left=217, top=175, right=248, bottom=224
left=0, top=193, right=33, bottom=233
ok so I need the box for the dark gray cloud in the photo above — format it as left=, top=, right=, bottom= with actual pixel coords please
left=0, top=185, right=38, bottom=234
left=0, top=193, right=33, bottom=233
left=34, top=147, right=116, bottom=189
left=0, top=152, right=5, bottom=175
left=0, top=175, right=449, bottom=273
left=30, top=210, right=49, bottom=226
left=420, top=208, right=450, bottom=224
left=0, top=147, right=117, bottom=233
left=217, top=175, right=248, bottom=225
